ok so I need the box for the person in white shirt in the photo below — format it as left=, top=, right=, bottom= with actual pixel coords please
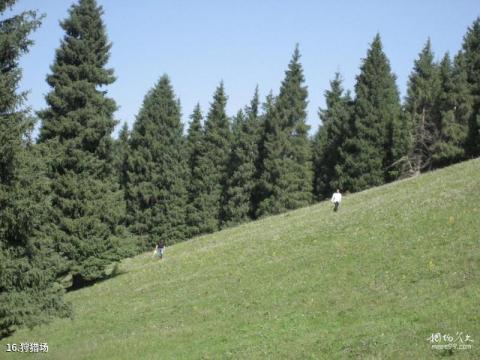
left=331, top=189, right=342, bottom=212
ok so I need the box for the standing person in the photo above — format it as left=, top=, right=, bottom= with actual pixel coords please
left=331, top=189, right=342, bottom=212
left=154, top=240, right=166, bottom=260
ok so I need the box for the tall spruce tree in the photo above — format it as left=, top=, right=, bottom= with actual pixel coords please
left=252, top=92, right=274, bottom=217
left=185, top=104, right=204, bottom=237
left=461, top=18, right=480, bottom=157
left=257, top=45, right=312, bottom=216
left=191, top=83, right=232, bottom=232
left=223, top=87, right=261, bottom=225
left=339, top=34, right=402, bottom=192
left=432, top=53, right=468, bottom=167
left=312, top=73, right=353, bottom=199
left=0, top=1, right=69, bottom=337
left=388, top=109, right=413, bottom=179
left=125, top=75, right=188, bottom=250
left=405, top=40, right=440, bottom=173
left=37, top=0, right=126, bottom=287
left=114, top=122, right=129, bottom=189
left=223, top=110, right=248, bottom=224
left=312, top=126, right=328, bottom=199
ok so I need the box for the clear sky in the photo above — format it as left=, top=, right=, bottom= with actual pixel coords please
left=9, top=0, right=480, bottom=137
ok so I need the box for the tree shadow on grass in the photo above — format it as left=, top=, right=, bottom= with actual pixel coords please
left=66, top=262, right=128, bottom=292
left=0, top=328, right=15, bottom=341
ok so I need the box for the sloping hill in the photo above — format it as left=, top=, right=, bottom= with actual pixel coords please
left=1, top=159, right=479, bottom=359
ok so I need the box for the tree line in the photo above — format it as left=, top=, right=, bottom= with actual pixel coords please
left=1, top=0, right=479, bottom=337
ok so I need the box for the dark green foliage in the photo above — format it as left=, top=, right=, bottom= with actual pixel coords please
left=312, top=73, right=353, bottom=199
left=185, top=104, right=205, bottom=237
left=39, top=0, right=117, bottom=144
left=0, top=143, right=71, bottom=338
left=338, top=35, right=403, bottom=192
left=405, top=40, right=440, bottom=173
left=0, top=1, right=69, bottom=338
left=461, top=18, right=480, bottom=157
left=186, top=104, right=204, bottom=177
left=257, top=46, right=313, bottom=217
left=388, top=109, right=413, bottom=179
left=223, top=88, right=262, bottom=225
left=0, top=1, right=35, bottom=114
left=405, top=37, right=472, bottom=172
left=251, top=92, right=274, bottom=216
left=432, top=53, right=468, bottom=167
left=114, top=122, right=130, bottom=190
left=125, top=75, right=188, bottom=250
left=223, top=110, right=248, bottom=224
left=37, top=0, right=126, bottom=286
left=190, top=83, right=232, bottom=233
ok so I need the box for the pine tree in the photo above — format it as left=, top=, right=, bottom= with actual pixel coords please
left=191, top=83, right=232, bottom=232
left=37, top=0, right=126, bottom=287
left=223, top=110, right=248, bottom=225
left=0, top=0, right=69, bottom=338
left=405, top=40, right=440, bottom=173
left=223, top=87, right=261, bottom=225
left=387, top=109, right=412, bottom=179
left=257, top=45, right=313, bottom=216
left=339, top=34, right=402, bottom=192
left=312, top=73, right=353, bottom=199
left=312, top=127, right=327, bottom=199
left=432, top=53, right=468, bottom=167
left=461, top=18, right=480, bottom=157
left=185, top=104, right=204, bottom=237
left=252, top=91, right=274, bottom=216
left=114, top=122, right=129, bottom=189
left=125, top=75, right=188, bottom=250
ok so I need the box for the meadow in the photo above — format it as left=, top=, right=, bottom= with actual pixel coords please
left=1, top=159, right=479, bottom=359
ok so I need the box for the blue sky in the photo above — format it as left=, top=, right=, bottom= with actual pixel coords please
left=10, top=0, right=480, bottom=137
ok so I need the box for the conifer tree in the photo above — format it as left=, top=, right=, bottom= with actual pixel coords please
left=460, top=18, right=480, bottom=157
left=252, top=92, right=274, bottom=216
left=339, top=35, right=402, bottom=192
left=37, top=0, right=125, bottom=287
left=186, top=104, right=204, bottom=175
left=185, top=104, right=205, bottom=237
left=387, top=109, right=412, bottom=179
left=0, top=0, right=69, bottom=337
left=312, top=128, right=327, bottom=199
left=223, top=110, right=248, bottom=224
left=191, top=83, right=232, bottom=232
left=432, top=53, right=468, bottom=167
left=125, top=75, right=188, bottom=249
left=312, top=73, right=353, bottom=199
left=405, top=40, right=440, bottom=173
left=257, top=46, right=312, bottom=216
left=114, top=122, right=129, bottom=189
left=118, top=122, right=129, bottom=141
left=223, top=88, right=261, bottom=225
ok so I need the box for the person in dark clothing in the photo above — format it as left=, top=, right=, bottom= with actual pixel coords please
left=154, top=240, right=166, bottom=259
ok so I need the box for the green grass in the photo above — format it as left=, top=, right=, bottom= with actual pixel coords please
left=2, top=159, right=479, bottom=359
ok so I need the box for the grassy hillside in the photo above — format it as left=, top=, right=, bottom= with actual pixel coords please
left=1, top=159, right=479, bottom=359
